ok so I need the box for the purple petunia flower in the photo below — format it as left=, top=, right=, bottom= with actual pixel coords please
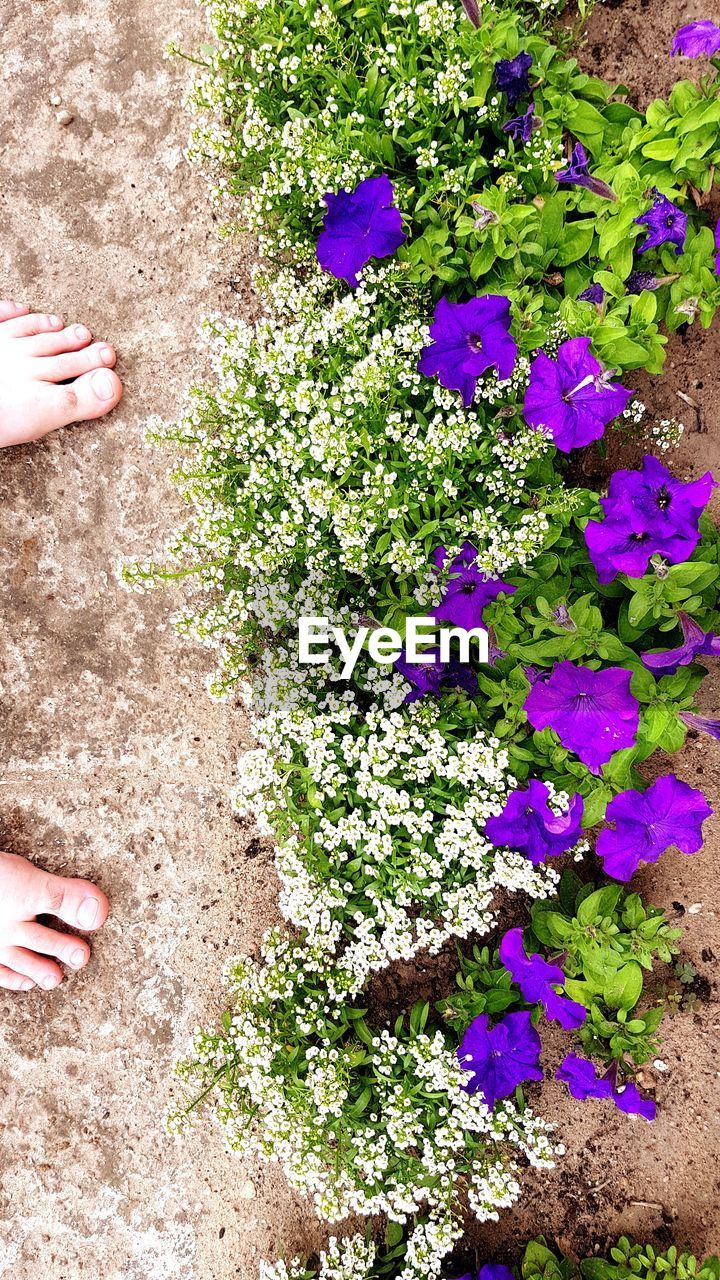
left=671, top=19, right=720, bottom=57
left=435, top=567, right=515, bottom=630
left=502, top=102, right=540, bottom=144
left=635, top=189, right=688, bottom=257
left=499, top=928, right=587, bottom=1030
left=418, top=296, right=517, bottom=407
left=612, top=1079, right=657, bottom=1122
left=494, top=52, right=533, bottom=108
left=584, top=511, right=664, bottom=583
left=626, top=270, right=661, bottom=293
left=642, top=610, right=720, bottom=674
left=578, top=283, right=605, bottom=304
left=596, top=773, right=712, bottom=880
left=316, top=174, right=406, bottom=288
left=523, top=336, right=631, bottom=452
left=432, top=548, right=515, bottom=631
left=557, top=1052, right=612, bottom=1101
left=680, top=710, right=720, bottom=741
left=554, top=143, right=617, bottom=201
left=432, top=541, right=482, bottom=573
left=458, top=1010, right=543, bottom=1106
left=395, top=647, right=478, bottom=702
left=585, top=455, right=715, bottom=583
left=484, top=778, right=584, bottom=865
left=557, top=1053, right=655, bottom=1120
left=457, top=1266, right=516, bottom=1280
left=524, top=660, right=639, bottom=774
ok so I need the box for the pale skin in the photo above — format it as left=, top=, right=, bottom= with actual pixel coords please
left=0, top=297, right=120, bottom=990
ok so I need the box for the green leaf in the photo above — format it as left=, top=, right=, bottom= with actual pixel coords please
left=604, top=960, right=643, bottom=1011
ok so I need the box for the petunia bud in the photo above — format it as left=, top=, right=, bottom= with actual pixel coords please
left=461, top=0, right=482, bottom=27
left=471, top=200, right=499, bottom=231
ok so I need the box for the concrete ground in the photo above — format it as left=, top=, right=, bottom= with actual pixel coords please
left=0, top=1, right=324, bottom=1276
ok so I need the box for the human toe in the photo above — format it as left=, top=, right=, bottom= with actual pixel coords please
left=20, top=862, right=110, bottom=933
left=15, top=921, right=91, bottom=971
left=24, top=323, right=94, bottom=357
left=3, top=947, right=64, bottom=990
left=45, top=367, right=123, bottom=428
left=36, top=342, right=116, bottom=383
left=0, top=300, right=30, bottom=323
left=0, top=965, right=35, bottom=992
left=0, top=312, right=63, bottom=340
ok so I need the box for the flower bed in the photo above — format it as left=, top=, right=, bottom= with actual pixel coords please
left=125, top=0, right=720, bottom=1274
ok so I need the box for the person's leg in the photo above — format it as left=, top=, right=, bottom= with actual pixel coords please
left=0, top=298, right=122, bottom=447
left=0, top=853, right=109, bottom=990
left=1, top=296, right=118, bottom=989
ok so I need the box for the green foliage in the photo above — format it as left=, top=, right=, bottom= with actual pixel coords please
left=529, top=870, right=681, bottom=1062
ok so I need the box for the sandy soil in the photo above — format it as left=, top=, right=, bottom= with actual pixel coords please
left=0, top=0, right=718, bottom=1277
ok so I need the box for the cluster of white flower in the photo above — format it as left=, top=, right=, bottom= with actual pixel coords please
left=172, top=940, right=559, bottom=1233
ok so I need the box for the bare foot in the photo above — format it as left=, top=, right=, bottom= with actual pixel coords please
left=0, top=298, right=123, bottom=447
left=0, top=851, right=109, bottom=991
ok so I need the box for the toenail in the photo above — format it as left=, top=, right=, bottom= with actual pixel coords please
left=91, top=370, right=116, bottom=401
left=69, top=947, right=87, bottom=968
left=100, top=346, right=114, bottom=365
left=48, top=314, right=61, bottom=327
left=20, top=979, right=34, bottom=991
left=77, top=897, right=100, bottom=928
left=74, top=325, right=91, bottom=340
left=41, top=974, right=60, bottom=990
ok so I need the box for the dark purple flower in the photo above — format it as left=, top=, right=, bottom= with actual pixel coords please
left=435, top=566, right=515, bottom=630
left=418, top=296, right=517, bottom=407
left=642, top=610, right=720, bottom=674
left=484, top=778, right=584, bottom=865
left=499, top=928, right=587, bottom=1030
left=457, top=1266, right=516, bottom=1280
left=523, top=660, right=639, bottom=774
left=626, top=270, right=661, bottom=293
left=635, top=189, right=688, bottom=257
left=596, top=773, right=712, bottom=880
left=585, top=455, right=715, bottom=582
left=502, top=102, right=540, bottom=144
left=457, top=1010, right=543, bottom=1107
left=555, top=143, right=616, bottom=201
left=432, top=541, right=481, bottom=573
left=612, top=1079, right=657, bottom=1122
left=671, top=19, right=720, bottom=56
left=523, top=336, right=631, bottom=453
left=557, top=1053, right=612, bottom=1101
left=316, top=174, right=406, bottom=288
left=394, top=648, right=477, bottom=702
left=578, top=283, right=605, bottom=304
left=584, top=511, right=663, bottom=583
left=557, top=1053, right=655, bottom=1120
left=680, top=710, right=720, bottom=741
left=479, top=1267, right=515, bottom=1280
left=494, top=53, right=533, bottom=109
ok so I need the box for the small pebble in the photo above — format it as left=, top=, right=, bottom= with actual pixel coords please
left=688, top=902, right=704, bottom=914
left=49, top=92, right=61, bottom=105
left=56, top=110, right=74, bottom=126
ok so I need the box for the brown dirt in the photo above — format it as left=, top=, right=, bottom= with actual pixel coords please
left=0, top=0, right=718, bottom=1276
